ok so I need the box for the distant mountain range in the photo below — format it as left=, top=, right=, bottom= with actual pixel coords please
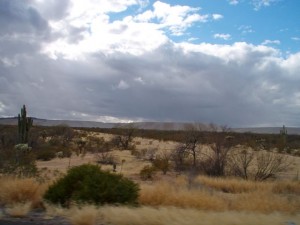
left=1, top=117, right=300, bottom=135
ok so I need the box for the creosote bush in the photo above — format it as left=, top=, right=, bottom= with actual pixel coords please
left=140, top=165, right=157, bottom=180
left=44, top=164, right=139, bottom=207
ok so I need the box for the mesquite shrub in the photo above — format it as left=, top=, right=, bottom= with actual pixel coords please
left=44, top=164, right=139, bottom=206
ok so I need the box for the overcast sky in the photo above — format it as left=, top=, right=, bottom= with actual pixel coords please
left=0, top=0, right=299, bottom=127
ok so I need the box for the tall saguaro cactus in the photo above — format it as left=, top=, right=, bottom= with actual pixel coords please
left=18, top=105, right=33, bottom=144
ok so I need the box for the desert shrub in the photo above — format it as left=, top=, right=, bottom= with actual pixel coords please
left=152, top=155, right=171, bottom=175
left=140, top=165, right=156, bottom=180
left=36, top=148, right=56, bottom=161
left=62, top=148, right=72, bottom=158
left=0, top=148, right=37, bottom=177
left=44, top=164, right=139, bottom=206
left=95, top=152, right=116, bottom=165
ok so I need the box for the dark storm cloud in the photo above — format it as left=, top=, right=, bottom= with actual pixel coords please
left=0, top=0, right=49, bottom=35
left=0, top=0, right=299, bottom=127
left=1, top=43, right=300, bottom=126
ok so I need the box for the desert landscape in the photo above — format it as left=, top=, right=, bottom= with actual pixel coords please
left=1, top=1, right=300, bottom=224
left=0, top=120, right=300, bottom=225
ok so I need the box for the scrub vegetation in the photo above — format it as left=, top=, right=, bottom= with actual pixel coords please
left=0, top=105, right=299, bottom=224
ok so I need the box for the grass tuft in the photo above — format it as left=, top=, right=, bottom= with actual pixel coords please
left=138, top=176, right=300, bottom=213
left=139, top=180, right=228, bottom=210
left=66, top=205, right=99, bottom=225
left=0, top=176, right=47, bottom=207
left=99, top=206, right=300, bottom=225
left=5, top=202, right=32, bottom=218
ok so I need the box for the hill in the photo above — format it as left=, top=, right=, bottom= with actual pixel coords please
left=1, top=117, right=300, bottom=134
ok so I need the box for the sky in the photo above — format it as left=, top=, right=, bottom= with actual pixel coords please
left=0, top=0, right=300, bottom=127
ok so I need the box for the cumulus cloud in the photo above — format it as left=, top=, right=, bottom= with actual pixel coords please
left=261, top=40, right=280, bottom=45
left=212, top=14, right=223, bottom=20
left=213, top=33, right=231, bottom=40
left=0, top=0, right=49, bottom=35
left=0, top=0, right=299, bottom=127
left=134, top=1, right=208, bottom=36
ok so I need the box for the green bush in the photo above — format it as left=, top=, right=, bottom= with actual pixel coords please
left=44, top=164, right=139, bottom=206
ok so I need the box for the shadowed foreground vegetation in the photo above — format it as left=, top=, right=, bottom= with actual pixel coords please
left=0, top=174, right=299, bottom=224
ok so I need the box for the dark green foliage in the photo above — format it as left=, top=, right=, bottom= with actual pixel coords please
left=18, top=105, right=33, bottom=144
left=44, top=164, right=139, bottom=206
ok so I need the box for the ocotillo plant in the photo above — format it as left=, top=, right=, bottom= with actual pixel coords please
left=18, top=105, right=33, bottom=144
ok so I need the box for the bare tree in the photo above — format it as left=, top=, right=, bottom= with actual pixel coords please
left=170, top=123, right=204, bottom=174
left=228, top=148, right=255, bottom=179
left=202, top=132, right=234, bottom=176
left=183, top=123, right=203, bottom=169
left=254, top=151, right=291, bottom=181
left=228, top=149, right=291, bottom=181
left=113, top=124, right=136, bottom=150
left=95, top=140, right=115, bottom=165
left=172, top=144, right=190, bottom=172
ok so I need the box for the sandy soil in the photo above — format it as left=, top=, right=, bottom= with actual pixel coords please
left=37, top=132, right=300, bottom=180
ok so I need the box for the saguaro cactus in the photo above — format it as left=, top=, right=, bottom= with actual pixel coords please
left=278, top=125, right=287, bottom=152
left=18, top=105, right=33, bottom=144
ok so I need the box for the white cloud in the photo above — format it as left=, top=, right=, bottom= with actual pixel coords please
left=177, top=42, right=279, bottom=65
left=134, top=1, right=208, bottom=36
left=41, top=0, right=213, bottom=59
left=212, top=14, right=223, bottom=20
left=261, top=40, right=281, bottom=45
left=187, top=37, right=198, bottom=42
left=238, top=25, right=254, bottom=35
left=42, top=0, right=210, bottom=59
left=117, top=80, right=130, bottom=90
left=251, top=0, right=278, bottom=10
left=291, top=37, right=300, bottom=41
left=43, top=14, right=168, bottom=59
left=213, top=33, right=231, bottom=40
left=228, top=0, right=239, bottom=5
left=1, top=0, right=300, bottom=127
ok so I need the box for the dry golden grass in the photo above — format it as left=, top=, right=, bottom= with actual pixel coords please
left=195, top=175, right=300, bottom=194
left=99, top=206, right=300, bottom=225
left=0, top=176, right=48, bottom=207
left=232, top=190, right=300, bottom=213
left=139, top=180, right=228, bottom=211
left=5, top=202, right=32, bottom=218
left=138, top=176, right=300, bottom=213
left=66, top=205, right=99, bottom=225
left=272, top=181, right=300, bottom=194
left=44, top=203, right=67, bottom=218
left=195, top=175, right=267, bottom=193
